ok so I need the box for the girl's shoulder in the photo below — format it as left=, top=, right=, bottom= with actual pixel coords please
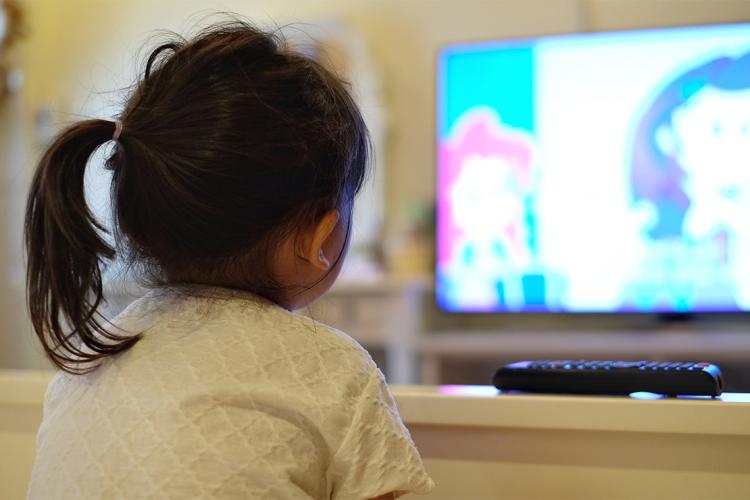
left=113, top=285, right=378, bottom=384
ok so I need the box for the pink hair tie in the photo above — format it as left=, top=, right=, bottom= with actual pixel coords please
left=112, top=120, right=123, bottom=142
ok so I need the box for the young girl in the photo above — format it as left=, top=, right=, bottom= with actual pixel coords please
left=25, top=21, right=434, bottom=499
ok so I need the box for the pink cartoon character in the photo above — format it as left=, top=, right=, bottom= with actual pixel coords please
left=438, top=106, right=536, bottom=310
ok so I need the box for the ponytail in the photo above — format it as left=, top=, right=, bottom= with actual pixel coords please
left=25, top=119, right=140, bottom=373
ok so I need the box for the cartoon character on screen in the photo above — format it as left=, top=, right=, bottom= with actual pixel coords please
left=439, top=107, right=536, bottom=310
left=631, top=51, right=750, bottom=309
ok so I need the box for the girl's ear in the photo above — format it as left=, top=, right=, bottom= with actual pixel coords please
left=296, top=209, right=340, bottom=270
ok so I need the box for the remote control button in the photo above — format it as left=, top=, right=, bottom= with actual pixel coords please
left=611, top=361, right=643, bottom=369
left=506, top=361, right=533, bottom=369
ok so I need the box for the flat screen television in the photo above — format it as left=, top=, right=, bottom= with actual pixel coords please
left=436, top=23, right=750, bottom=313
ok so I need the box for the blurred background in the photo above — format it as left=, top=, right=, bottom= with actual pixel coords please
left=2, top=0, right=750, bottom=388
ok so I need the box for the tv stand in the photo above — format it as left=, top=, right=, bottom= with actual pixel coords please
left=310, top=277, right=750, bottom=387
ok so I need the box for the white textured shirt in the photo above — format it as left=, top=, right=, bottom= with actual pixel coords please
left=29, top=286, right=434, bottom=499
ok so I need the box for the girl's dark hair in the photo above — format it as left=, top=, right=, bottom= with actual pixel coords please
left=25, top=21, right=371, bottom=373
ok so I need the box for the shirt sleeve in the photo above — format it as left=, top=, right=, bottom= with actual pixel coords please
left=326, top=368, right=435, bottom=499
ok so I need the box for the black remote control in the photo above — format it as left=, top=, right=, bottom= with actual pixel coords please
left=492, top=360, right=723, bottom=396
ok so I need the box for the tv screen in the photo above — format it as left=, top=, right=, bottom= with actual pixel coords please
left=436, top=23, right=750, bottom=313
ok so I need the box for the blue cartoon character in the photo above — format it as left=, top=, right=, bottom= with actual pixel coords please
left=630, top=51, right=750, bottom=310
